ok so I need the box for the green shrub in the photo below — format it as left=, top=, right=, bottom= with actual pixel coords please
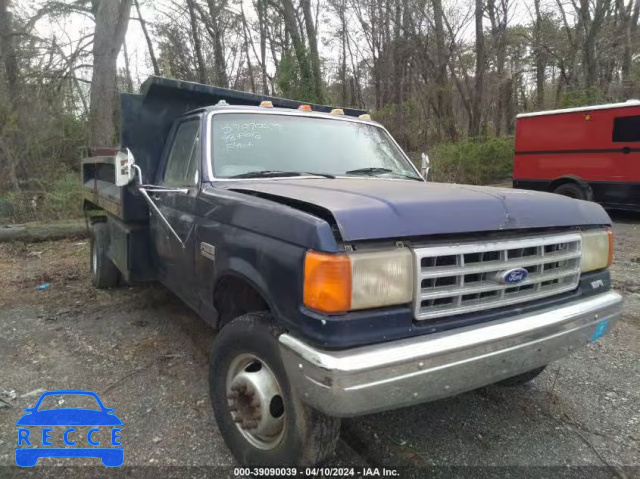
left=373, top=99, right=429, bottom=153
left=1, top=171, right=82, bottom=224
left=559, top=88, right=607, bottom=108
left=417, top=136, right=515, bottom=185
left=39, top=171, right=83, bottom=221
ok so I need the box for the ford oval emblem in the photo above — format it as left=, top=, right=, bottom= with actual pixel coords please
left=499, top=268, right=529, bottom=285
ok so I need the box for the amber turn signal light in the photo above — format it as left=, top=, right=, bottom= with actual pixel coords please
left=303, top=252, right=351, bottom=313
left=607, top=228, right=614, bottom=266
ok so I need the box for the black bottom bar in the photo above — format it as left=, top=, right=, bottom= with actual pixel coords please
left=514, top=179, right=640, bottom=211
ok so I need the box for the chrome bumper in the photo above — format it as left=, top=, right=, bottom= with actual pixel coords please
left=279, top=291, right=623, bottom=417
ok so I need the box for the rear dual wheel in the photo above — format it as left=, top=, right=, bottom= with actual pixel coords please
left=209, top=312, right=340, bottom=466
left=89, top=221, right=119, bottom=289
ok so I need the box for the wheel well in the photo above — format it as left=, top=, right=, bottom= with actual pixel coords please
left=547, top=177, right=593, bottom=199
left=89, top=216, right=107, bottom=226
left=86, top=209, right=108, bottom=226
left=214, top=275, right=270, bottom=329
left=548, top=177, right=576, bottom=191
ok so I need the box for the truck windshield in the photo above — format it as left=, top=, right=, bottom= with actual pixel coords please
left=210, top=113, right=421, bottom=180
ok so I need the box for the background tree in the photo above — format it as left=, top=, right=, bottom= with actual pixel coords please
left=89, top=0, right=133, bottom=146
left=2, top=0, right=640, bottom=222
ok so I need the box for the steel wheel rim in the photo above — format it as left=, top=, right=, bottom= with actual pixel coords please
left=91, top=242, right=97, bottom=274
left=226, top=353, right=286, bottom=450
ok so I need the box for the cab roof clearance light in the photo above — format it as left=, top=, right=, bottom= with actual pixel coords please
left=260, top=101, right=274, bottom=108
left=330, top=109, right=345, bottom=115
left=359, top=114, right=372, bottom=120
left=298, top=104, right=313, bottom=111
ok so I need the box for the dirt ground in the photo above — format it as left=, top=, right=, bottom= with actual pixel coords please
left=0, top=213, right=639, bottom=478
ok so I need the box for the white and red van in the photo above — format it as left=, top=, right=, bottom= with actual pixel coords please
left=513, top=100, right=640, bottom=211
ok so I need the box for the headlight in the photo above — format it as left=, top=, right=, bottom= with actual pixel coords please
left=351, top=249, right=413, bottom=309
left=303, top=249, right=413, bottom=313
left=580, top=229, right=614, bottom=272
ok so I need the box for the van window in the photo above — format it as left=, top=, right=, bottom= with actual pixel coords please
left=612, top=115, right=640, bottom=142
left=163, top=120, right=200, bottom=186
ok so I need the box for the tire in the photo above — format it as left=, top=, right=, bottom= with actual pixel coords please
left=90, top=222, right=119, bottom=289
left=497, top=366, right=546, bottom=387
left=554, top=182, right=587, bottom=200
left=209, top=312, right=340, bottom=467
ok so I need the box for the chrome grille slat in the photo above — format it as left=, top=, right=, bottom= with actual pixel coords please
left=414, top=233, right=581, bottom=257
left=413, top=233, right=582, bottom=321
left=419, top=250, right=581, bottom=278
left=419, top=268, right=581, bottom=301
left=416, top=283, right=580, bottom=319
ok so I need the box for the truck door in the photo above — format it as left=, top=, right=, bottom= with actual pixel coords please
left=150, top=118, right=201, bottom=306
left=610, top=114, right=640, bottom=207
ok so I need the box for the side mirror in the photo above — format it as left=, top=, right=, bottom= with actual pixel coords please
left=421, top=152, right=430, bottom=180
left=115, top=148, right=136, bottom=187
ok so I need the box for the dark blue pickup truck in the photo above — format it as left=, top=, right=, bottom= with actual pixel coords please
left=82, top=76, right=623, bottom=467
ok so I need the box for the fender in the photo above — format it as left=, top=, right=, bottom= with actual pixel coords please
left=214, top=258, right=277, bottom=314
left=207, top=244, right=306, bottom=331
left=194, top=217, right=309, bottom=330
left=196, top=253, right=277, bottom=329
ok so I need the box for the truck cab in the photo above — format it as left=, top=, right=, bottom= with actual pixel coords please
left=82, top=77, right=623, bottom=467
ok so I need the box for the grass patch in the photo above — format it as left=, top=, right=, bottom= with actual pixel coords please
left=0, top=171, right=83, bottom=224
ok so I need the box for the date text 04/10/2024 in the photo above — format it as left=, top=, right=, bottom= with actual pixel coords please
left=233, top=468, right=400, bottom=477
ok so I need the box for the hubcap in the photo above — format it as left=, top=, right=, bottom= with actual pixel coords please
left=226, top=353, right=286, bottom=450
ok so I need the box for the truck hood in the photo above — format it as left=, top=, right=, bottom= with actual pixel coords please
left=224, top=179, right=611, bottom=242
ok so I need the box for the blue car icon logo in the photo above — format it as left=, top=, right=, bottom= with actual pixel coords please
left=15, top=390, right=123, bottom=467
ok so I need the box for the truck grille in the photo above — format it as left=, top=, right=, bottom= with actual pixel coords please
left=413, top=233, right=582, bottom=320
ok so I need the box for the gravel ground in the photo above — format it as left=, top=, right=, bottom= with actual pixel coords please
left=0, top=213, right=639, bottom=478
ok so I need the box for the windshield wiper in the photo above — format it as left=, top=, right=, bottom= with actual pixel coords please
left=390, top=172, right=423, bottom=181
left=345, top=167, right=422, bottom=181
left=346, top=167, right=394, bottom=175
left=299, top=172, right=335, bottom=179
left=229, top=170, right=335, bottom=179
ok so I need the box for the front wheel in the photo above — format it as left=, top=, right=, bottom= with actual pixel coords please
left=209, top=312, right=340, bottom=467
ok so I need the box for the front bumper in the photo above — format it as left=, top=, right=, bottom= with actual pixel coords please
left=279, top=290, right=623, bottom=417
